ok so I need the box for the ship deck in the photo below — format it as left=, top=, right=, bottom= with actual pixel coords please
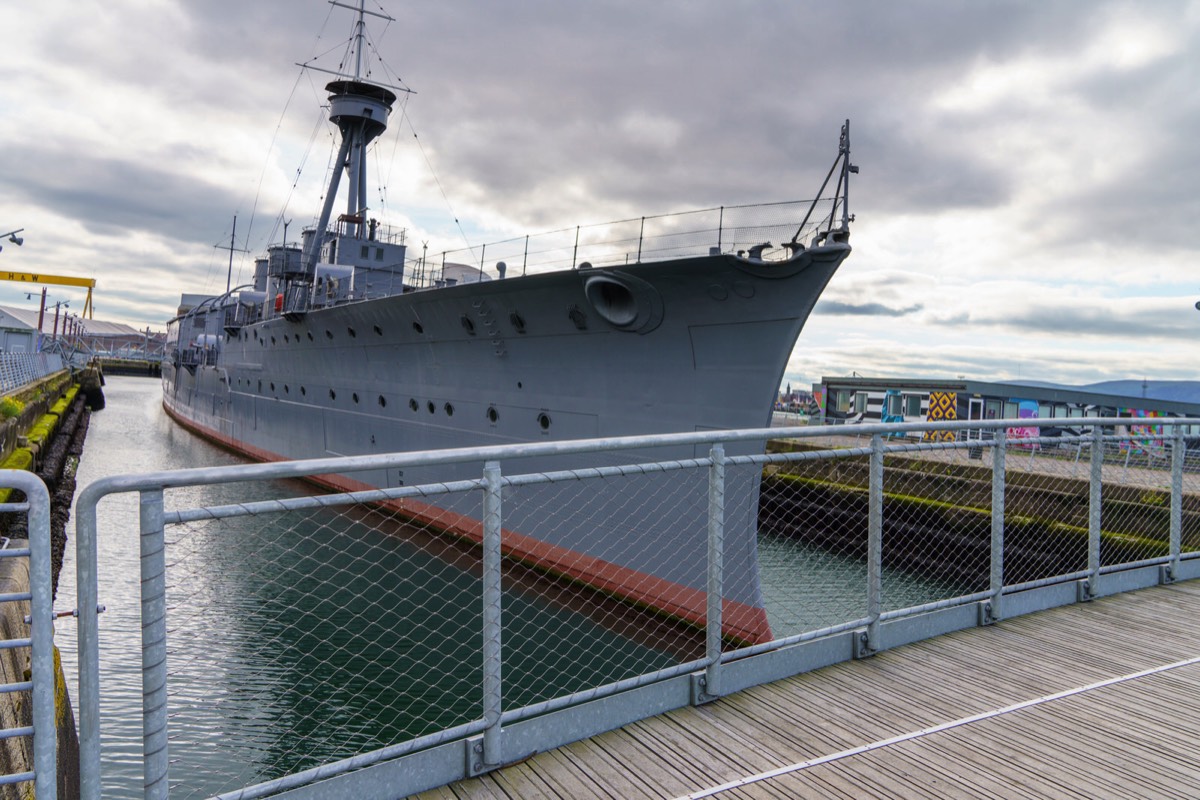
left=413, top=579, right=1200, bottom=799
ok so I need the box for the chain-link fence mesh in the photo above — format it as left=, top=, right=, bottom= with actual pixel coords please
left=159, top=468, right=706, bottom=796
left=759, top=429, right=1200, bottom=630
left=100, top=421, right=1200, bottom=796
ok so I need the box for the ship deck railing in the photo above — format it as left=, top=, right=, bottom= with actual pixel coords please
left=182, top=198, right=844, bottom=324
left=404, top=197, right=842, bottom=288
left=65, top=416, right=1200, bottom=799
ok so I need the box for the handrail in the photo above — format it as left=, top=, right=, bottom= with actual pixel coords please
left=72, top=416, right=1199, bottom=799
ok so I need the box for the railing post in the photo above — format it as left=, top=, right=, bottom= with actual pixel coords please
left=705, top=443, right=725, bottom=699
left=1169, top=427, right=1184, bottom=580
left=862, top=434, right=884, bottom=655
left=140, top=488, right=169, bottom=800
left=75, top=488, right=101, bottom=800
left=20, top=472, right=56, bottom=800
left=1086, top=424, right=1104, bottom=599
left=989, top=430, right=1006, bottom=623
left=636, top=217, right=645, bottom=262
left=481, top=461, right=503, bottom=767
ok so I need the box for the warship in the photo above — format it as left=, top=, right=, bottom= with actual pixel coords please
left=163, top=1, right=855, bottom=644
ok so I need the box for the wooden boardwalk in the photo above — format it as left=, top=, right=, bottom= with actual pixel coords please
left=414, top=580, right=1200, bottom=798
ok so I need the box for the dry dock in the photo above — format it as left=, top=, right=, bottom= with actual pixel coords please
left=416, top=579, right=1200, bottom=799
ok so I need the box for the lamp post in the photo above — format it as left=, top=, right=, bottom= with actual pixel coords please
left=36, top=288, right=47, bottom=334
left=0, top=229, right=24, bottom=253
left=51, top=301, right=68, bottom=340
left=25, top=289, right=49, bottom=352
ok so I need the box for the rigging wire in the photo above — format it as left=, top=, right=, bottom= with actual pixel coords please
left=219, top=1, right=338, bottom=287
left=337, top=15, right=470, bottom=261
left=236, top=69, right=307, bottom=284
left=401, top=108, right=476, bottom=260
left=372, top=77, right=412, bottom=223
left=272, top=104, right=334, bottom=245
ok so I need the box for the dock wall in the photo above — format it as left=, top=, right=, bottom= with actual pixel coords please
left=762, top=438, right=1200, bottom=588
left=0, top=368, right=97, bottom=798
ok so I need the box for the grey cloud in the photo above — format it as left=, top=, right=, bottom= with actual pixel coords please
left=976, top=306, right=1197, bottom=340
left=2, top=148, right=241, bottom=246
left=816, top=301, right=924, bottom=317
left=6, top=0, right=1199, bottom=349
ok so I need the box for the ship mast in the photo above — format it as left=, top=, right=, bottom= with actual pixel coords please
left=303, top=0, right=400, bottom=272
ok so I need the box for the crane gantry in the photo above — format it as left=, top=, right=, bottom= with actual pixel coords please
left=0, top=270, right=96, bottom=318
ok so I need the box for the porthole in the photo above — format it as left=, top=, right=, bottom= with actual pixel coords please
left=413, top=321, right=424, bottom=334
left=409, top=398, right=419, bottom=412
left=307, top=331, right=314, bottom=341
left=325, top=330, right=333, bottom=340
left=348, top=327, right=357, bottom=338
left=461, top=315, right=476, bottom=335
left=378, top=395, right=387, bottom=407
left=271, top=336, right=276, bottom=345
left=427, top=401, right=435, bottom=414
left=257, top=380, right=262, bottom=392
left=510, top=312, right=526, bottom=333
left=373, top=325, right=383, bottom=336
left=284, top=385, right=289, bottom=394
left=537, top=412, right=551, bottom=430
left=352, top=392, right=359, bottom=404
left=300, top=386, right=307, bottom=396
left=444, top=402, right=454, bottom=416
left=487, top=406, right=499, bottom=423
left=270, top=382, right=275, bottom=391
left=330, top=389, right=337, bottom=401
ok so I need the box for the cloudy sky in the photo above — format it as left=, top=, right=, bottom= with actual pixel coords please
left=1, top=0, right=1197, bottom=391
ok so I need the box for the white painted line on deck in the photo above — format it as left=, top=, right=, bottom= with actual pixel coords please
left=672, top=653, right=1200, bottom=800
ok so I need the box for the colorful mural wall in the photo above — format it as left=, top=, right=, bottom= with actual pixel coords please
left=1006, top=399, right=1040, bottom=443
left=923, top=390, right=957, bottom=442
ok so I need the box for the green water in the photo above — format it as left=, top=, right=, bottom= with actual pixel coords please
left=758, top=534, right=971, bottom=639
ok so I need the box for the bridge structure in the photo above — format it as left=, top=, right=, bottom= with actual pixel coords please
left=50, top=415, right=1200, bottom=797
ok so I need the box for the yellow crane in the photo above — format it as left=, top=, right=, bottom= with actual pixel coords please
left=0, top=270, right=96, bottom=318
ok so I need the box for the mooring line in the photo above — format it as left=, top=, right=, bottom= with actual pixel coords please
left=673, top=653, right=1200, bottom=800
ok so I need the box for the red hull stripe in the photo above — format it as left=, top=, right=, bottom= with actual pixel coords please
left=161, top=399, right=773, bottom=645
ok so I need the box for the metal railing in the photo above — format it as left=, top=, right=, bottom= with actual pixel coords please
left=0, top=353, right=65, bottom=395
left=0, top=471, right=57, bottom=798
left=407, top=199, right=840, bottom=287
left=71, top=417, right=1200, bottom=798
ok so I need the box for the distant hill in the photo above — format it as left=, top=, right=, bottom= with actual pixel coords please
left=1078, top=380, right=1200, bottom=405
left=1005, top=379, right=1200, bottom=405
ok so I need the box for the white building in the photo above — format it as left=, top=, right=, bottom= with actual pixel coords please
left=0, top=306, right=37, bottom=352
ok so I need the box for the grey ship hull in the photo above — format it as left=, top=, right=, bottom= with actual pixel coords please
left=164, top=244, right=849, bottom=643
